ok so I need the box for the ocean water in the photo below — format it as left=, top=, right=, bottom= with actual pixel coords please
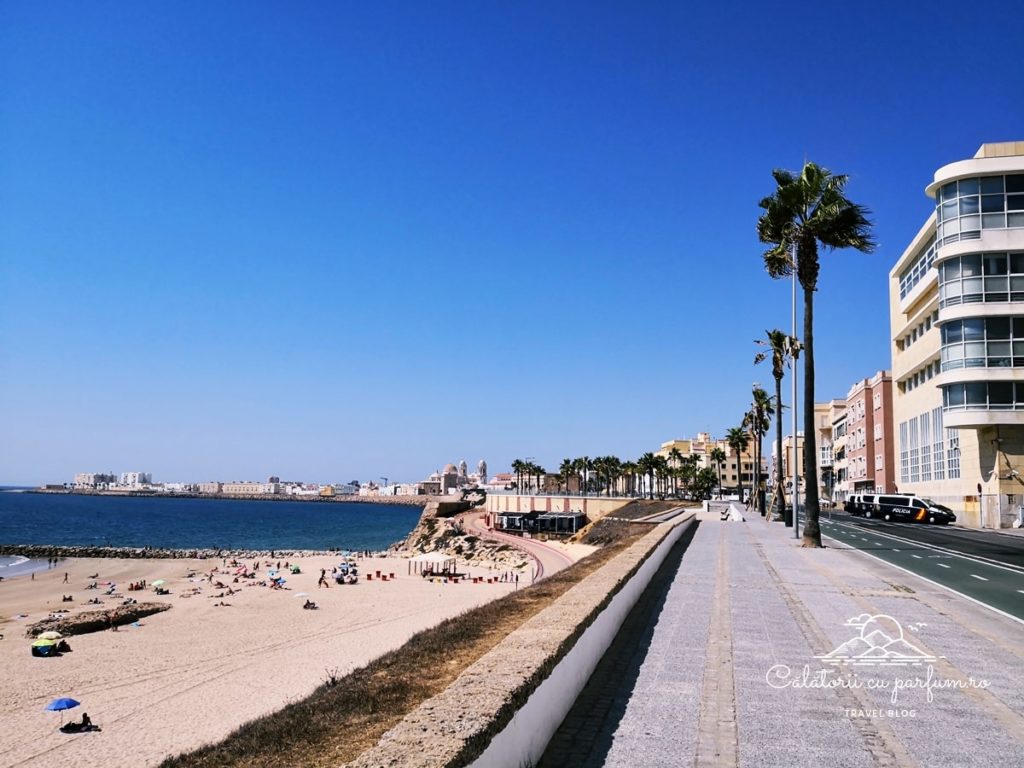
left=0, top=492, right=423, bottom=552
left=0, top=554, right=33, bottom=575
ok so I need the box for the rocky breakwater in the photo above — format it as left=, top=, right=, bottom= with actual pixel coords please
left=393, top=500, right=530, bottom=572
left=27, top=602, right=171, bottom=637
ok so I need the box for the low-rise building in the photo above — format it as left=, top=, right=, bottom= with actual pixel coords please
left=221, top=481, right=279, bottom=496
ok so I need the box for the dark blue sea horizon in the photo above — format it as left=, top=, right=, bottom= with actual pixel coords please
left=0, top=492, right=422, bottom=551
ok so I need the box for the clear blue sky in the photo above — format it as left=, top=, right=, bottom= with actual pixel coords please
left=2, top=2, right=1022, bottom=485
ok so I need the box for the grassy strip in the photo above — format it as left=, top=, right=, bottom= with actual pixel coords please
left=160, top=516, right=657, bottom=768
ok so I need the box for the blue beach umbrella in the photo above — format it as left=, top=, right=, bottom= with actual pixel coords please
left=45, top=697, right=80, bottom=724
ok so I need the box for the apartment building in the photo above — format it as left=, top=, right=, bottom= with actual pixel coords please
left=829, top=401, right=848, bottom=502
left=119, top=472, right=152, bottom=487
left=72, top=472, right=117, bottom=489
left=889, top=141, right=1024, bottom=528
left=767, top=403, right=836, bottom=502
left=660, top=432, right=757, bottom=490
left=845, top=372, right=897, bottom=495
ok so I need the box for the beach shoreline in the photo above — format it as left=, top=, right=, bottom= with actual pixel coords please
left=0, top=551, right=520, bottom=767
left=0, top=555, right=49, bottom=580
left=0, top=543, right=393, bottom=561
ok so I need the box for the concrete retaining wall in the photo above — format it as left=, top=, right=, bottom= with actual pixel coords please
left=347, top=512, right=695, bottom=768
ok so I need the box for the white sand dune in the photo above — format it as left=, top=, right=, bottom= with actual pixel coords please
left=0, top=554, right=521, bottom=767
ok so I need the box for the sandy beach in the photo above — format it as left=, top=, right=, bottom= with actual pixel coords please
left=0, top=553, right=522, bottom=767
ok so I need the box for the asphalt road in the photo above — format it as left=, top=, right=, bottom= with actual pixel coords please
left=818, top=511, right=1024, bottom=623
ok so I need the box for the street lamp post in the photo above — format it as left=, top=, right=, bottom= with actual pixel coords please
left=792, top=242, right=800, bottom=539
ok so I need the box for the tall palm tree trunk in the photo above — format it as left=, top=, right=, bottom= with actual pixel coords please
left=802, top=287, right=821, bottom=546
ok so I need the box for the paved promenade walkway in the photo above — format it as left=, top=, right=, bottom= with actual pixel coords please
left=539, top=505, right=1024, bottom=767
left=462, top=510, right=575, bottom=580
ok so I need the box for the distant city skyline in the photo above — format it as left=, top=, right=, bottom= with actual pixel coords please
left=3, top=3, right=1023, bottom=486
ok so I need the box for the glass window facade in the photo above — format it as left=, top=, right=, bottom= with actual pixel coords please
left=931, top=407, right=945, bottom=481
left=899, top=408, right=956, bottom=484
left=939, top=316, right=1024, bottom=370
left=941, top=381, right=1024, bottom=411
left=946, top=429, right=960, bottom=479
left=938, top=252, right=1024, bottom=307
left=898, top=236, right=937, bottom=300
left=936, top=174, right=1024, bottom=246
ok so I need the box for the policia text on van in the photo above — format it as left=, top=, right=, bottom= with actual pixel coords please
left=844, top=494, right=956, bottom=525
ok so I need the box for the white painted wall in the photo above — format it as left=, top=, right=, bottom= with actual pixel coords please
left=467, top=515, right=695, bottom=768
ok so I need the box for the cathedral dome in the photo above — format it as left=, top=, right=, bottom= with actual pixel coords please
left=443, top=463, right=458, bottom=475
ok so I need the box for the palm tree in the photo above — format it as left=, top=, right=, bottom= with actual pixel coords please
left=653, top=455, right=669, bottom=498
left=750, top=385, right=774, bottom=515
left=620, top=460, right=638, bottom=497
left=758, top=162, right=874, bottom=547
left=668, top=447, right=684, bottom=497
left=680, top=455, right=699, bottom=496
left=559, top=458, right=574, bottom=494
left=605, top=456, right=622, bottom=497
left=511, top=459, right=524, bottom=495
left=709, top=447, right=726, bottom=499
left=726, top=427, right=750, bottom=504
left=755, top=329, right=801, bottom=522
left=522, top=462, right=544, bottom=495
left=577, top=456, right=592, bottom=497
left=638, top=452, right=657, bottom=500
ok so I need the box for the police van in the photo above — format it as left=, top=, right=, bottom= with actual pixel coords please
left=864, top=494, right=956, bottom=525
left=844, top=493, right=877, bottom=516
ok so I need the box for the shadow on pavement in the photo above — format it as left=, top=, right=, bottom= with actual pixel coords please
left=536, top=520, right=701, bottom=768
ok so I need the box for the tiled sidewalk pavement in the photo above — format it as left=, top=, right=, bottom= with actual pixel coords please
left=539, top=507, right=1024, bottom=767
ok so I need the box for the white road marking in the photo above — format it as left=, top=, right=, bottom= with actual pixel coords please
left=937, top=563, right=951, bottom=569
left=821, top=531, right=1024, bottom=627
left=912, top=554, right=923, bottom=559
left=970, top=574, right=988, bottom=581
left=828, top=520, right=1024, bottom=575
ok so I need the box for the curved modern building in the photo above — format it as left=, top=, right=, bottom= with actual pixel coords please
left=889, top=142, right=1024, bottom=528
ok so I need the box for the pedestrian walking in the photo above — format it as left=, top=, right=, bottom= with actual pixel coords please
left=63, top=572, right=68, bottom=583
